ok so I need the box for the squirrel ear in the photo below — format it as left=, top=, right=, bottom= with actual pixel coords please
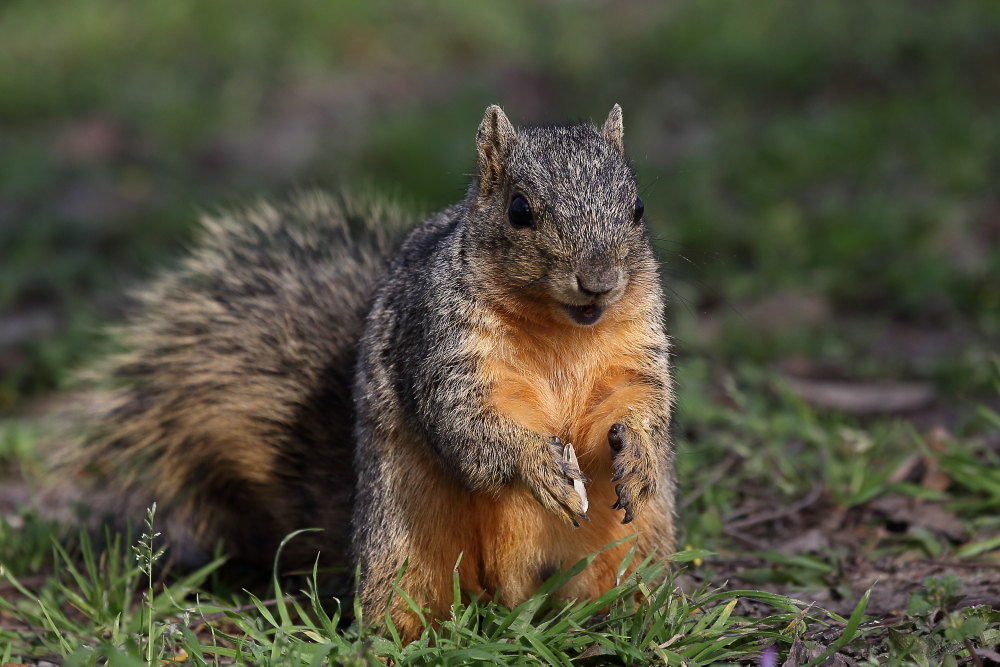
left=476, top=105, right=517, bottom=196
left=601, top=104, right=625, bottom=155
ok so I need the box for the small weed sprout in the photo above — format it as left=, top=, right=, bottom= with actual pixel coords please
left=132, top=503, right=165, bottom=665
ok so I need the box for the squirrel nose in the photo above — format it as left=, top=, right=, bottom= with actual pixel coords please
left=576, top=266, right=621, bottom=297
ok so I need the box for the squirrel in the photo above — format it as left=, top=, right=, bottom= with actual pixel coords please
left=64, top=104, right=676, bottom=641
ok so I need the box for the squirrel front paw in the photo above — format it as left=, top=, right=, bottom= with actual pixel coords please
left=608, top=423, right=658, bottom=524
left=523, top=436, right=591, bottom=527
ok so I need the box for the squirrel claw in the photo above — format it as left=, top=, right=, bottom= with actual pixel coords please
left=608, top=423, right=626, bottom=453
left=608, top=422, right=658, bottom=525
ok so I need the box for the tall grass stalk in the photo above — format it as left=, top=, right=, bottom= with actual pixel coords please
left=132, top=503, right=164, bottom=665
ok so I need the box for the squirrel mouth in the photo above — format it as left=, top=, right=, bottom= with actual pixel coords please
left=564, top=303, right=604, bottom=326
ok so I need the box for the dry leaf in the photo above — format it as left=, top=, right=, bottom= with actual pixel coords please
left=786, top=378, right=934, bottom=414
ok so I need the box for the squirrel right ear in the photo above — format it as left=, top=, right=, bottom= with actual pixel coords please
left=601, top=104, right=625, bottom=155
left=476, top=105, right=517, bottom=196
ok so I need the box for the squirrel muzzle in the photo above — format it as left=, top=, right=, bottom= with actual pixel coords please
left=552, top=259, right=627, bottom=326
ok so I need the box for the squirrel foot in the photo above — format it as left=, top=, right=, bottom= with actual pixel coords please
left=608, top=423, right=658, bottom=524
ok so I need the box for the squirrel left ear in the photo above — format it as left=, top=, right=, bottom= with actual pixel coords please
left=476, top=105, right=517, bottom=197
left=601, top=104, right=625, bottom=155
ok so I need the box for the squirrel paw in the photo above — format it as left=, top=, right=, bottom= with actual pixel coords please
left=608, top=423, right=658, bottom=524
left=524, top=436, right=591, bottom=526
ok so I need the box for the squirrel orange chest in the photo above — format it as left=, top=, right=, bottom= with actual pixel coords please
left=472, top=308, right=656, bottom=476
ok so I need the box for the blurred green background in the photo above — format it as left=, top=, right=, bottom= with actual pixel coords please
left=1, top=0, right=998, bottom=411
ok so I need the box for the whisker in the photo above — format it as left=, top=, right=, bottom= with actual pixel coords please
left=661, top=284, right=699, bottom=320
left=639, top=182, right=658, bottom=200
left=660, top=267, right=716, bottom=293
left=657, top=251, right=699, bottom=267
left=647, top=235, right=709, bottom=254
left=660, top=269, right=747, bottom=326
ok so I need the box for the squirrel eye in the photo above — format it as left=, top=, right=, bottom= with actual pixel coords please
left=508, top=195, right=534, bottom=229
left=633, top=197, right=644, bottom=224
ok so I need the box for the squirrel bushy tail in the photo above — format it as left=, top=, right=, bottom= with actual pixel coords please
left=60, top=191, right=409, bottom=568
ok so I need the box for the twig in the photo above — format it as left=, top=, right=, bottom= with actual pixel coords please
left=783, top=602, right=815, bottom=634
left=726, top=486, right=823, bottom=531
left=4, top=654, right=64, bottom=665
left=0, top=575, right=49, bottom=594
left=916, top=558, right=1000, bottom=570
left=964, top=638, right=985, bottom=667
left=958, top=596, right=1000, bottom=609
left=682, top=453, right=742, bottom=509
left=722, top=527, right=771, bottom=551
left=190, top=592, right=309, bottom=626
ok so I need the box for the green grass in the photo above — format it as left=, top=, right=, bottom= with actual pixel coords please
left=2, top=367, right=1000, bottom=664
left=0, top=513, right=992, bottom=666
left=0, top=521, right=870, bottom=666
left=2, top=0, right=1000, bottom=664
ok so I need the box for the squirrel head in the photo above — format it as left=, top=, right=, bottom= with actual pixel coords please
left=467, top=104, right=653, bottom=327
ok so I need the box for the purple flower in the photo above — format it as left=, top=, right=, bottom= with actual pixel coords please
left=759, top=644, right=779, bottom=667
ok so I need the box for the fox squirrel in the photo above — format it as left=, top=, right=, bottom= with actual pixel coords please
left=66, top=105, right=676, bottom=640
